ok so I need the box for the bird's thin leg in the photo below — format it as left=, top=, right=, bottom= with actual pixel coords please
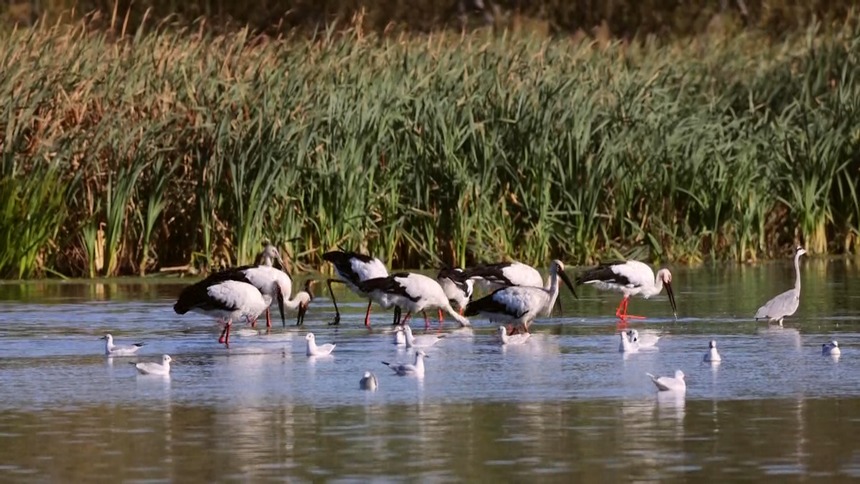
left=392, top=306, right=401, bottom=326
left=624, top=297, right=646, bottom=320
left=265, top=308, right=271, bottom=328
left=364, top=300, right=373, bottom=328
left=218, top=320, right=232, bottom=346
left=423, top=310, right=431, bottom=331
left=615, top=297, right=628, bottom=321
left=438, top=309, right=445, bottom=330
left=402, top=312, right=413, bottom=326
left=458, top=307, right=464, bottom=316
left=326, top=279, right=343, bottom=326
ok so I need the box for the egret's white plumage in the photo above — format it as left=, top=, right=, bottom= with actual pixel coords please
left=437, top=267, right=474, bottom=313
left=323, top=250, right=390, bottom=327
left=465, top=260, right=577, bottom=333
left=576, top=260, right=677, bottom=321
left=704, top=340, right=722, bottom=362
left=359, top=371, right=379, bottom=390
left=361, top=272, right=471, bottom=328
left=755, top=246, right=806, bottom=326
left=100, top=333, right=144, bottom=356
left=647, top=370, right=686, bottom=392
left=174, top=279, right=269, bottom=346
left=382, top=350, right=428, bottom=378
left=822, top=340, right=841, bottom=356
left=134, top=355, right=172, bottom=375
left=498, top=325, right=531, bottom=345
left=305, top=333, right=336, bottom=357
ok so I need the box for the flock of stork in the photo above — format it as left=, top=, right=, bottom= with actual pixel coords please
left=118, top=243, right=819, bottom=388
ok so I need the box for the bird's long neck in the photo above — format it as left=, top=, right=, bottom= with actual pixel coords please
left=641, top=274, right=664, bottom=298
left=283, top=293, right=307, bottom=310
left=544, top=270, right=560, bottom=316
left=793, top=252, right=802, bottom=292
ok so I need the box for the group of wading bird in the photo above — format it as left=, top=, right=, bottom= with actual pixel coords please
left=121, top=244, right=825, bottom=389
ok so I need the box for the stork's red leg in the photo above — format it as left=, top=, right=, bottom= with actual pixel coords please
left=265, top=308, right=272, bottom=328
left=364, top=300, right=373, bottom=328
left=623, top=297, right=646, bottom=320
left=402, top=312, right=413, bottom=326
left=424, top=311, right=431, bottom=330
left=218, top=321, right=232, bottom=346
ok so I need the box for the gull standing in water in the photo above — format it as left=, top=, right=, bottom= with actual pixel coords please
left=822, top=340, right=841, bottom=356
left=498, top=326, right=531, bottom=345
left=100, top=334, right=144, bottom=356
left=575, top=260, right=677, bottom=323
left=382, top=350, right=428, bottom=378
left=403, top=325, right=445, bottom=348
left=647, top=370, right=686, bottom=392
left=305, top=333, right=336, bottom=357
left=704, top=340, right=722, bottom=362
left=134, top=355, right=172, bottom=376
left=393, top=325, right=407, bottom=346
left=619, top=331, right=639, bottom=353
left=755, top=246, right=807, bottom=326
left=360, top=371, right=379, bottom=390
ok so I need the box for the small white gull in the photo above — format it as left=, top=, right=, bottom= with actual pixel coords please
left=305, top=333, right=336, bottom=357
left=360, top=371, right=379, bottom=390
left=822, top=340, right=841, bottom=356
left=404, top=325, right=445, bottom=348
left=101, top=333, right=144, bottom=356
left=382, top=350, right=428, bottom=378
left=619, top=331, right=639, bottom=353
left=134, top=355, right=172, bottom=376
left=393, top=325, right=407, bottom=346
left=704, top=340, right=722, bottom=362
left=498, top=326, right=531, bottom=345
left=646, top=370, right=686, bottom=392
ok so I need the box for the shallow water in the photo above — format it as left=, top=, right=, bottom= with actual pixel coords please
left=1, top=259, right=860, bottom=481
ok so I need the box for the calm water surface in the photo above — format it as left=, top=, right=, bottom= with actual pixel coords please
left=1, top=259, right=860, bottom=482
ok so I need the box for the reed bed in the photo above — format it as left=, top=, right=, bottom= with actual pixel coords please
left=1, top=19, right=859, bottom=278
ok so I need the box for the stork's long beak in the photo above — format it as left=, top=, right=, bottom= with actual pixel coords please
left=665, top=282, right=677, bottom=321
left=558, top=269, right=578, bottom=299
left=277, top=285, right=287, bottom=328
left=99, top=336, right=107, bottom=340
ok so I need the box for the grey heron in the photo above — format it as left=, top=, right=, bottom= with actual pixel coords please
left=754, top=246, right=806, bottom=326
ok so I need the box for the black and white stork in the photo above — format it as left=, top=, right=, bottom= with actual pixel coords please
left=359, top=272, right=471, bottom=329
left=173, top=279, right=269, bottom=346
left=463, top=260, right=544, bottom=293
left=575, top=260, right=677, bottom=323
left=465, top=259, right=577, bottom=334
left=322, top=250, right=389, bottom=327
left=436, top=267, right=474, bottom=314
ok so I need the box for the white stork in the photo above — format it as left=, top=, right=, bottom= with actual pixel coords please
left=464, top=260, right=577, bottom=334
left=436, top=267, right=474, bottom=315
left=174, top=279, right=269, bottom=346
left=199, top=265, right=314, bottom=328
left=359, top=272, right=471, bottom=329
left=464, top=260, right=544, bottom=293
left=575, top=260, right=677, bottom=323
left=322, top=250, right=389, bottom=327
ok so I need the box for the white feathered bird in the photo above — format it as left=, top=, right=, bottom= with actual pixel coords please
left=576, top=260, right=677, bottom=322
left=647, top=370, right=686, bottom=392
left=100, top=333, right=144, bottom=356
